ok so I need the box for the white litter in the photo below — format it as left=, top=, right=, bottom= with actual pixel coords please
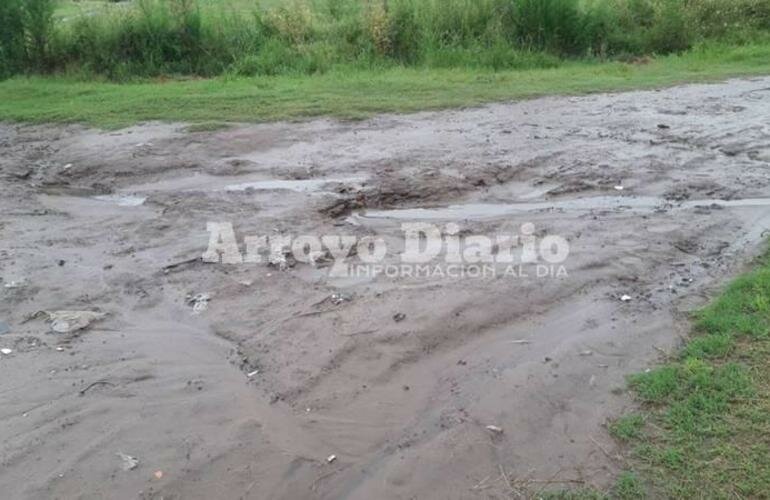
left=247, top=370, right=259, bottom=378
left=614, top=185, right=624, bottom=191
left=485, top=425, right=504, bottom=434
left=620, top=294, right=632, bottom=302
left=188, top=293, right=210, bottom=314
left=117, top=452, right=139, bottom=471
left=1, top=348, right=13, bottom=355
left=326, top=454, right=337, bottom=463
left=45, top=310, right=107, bottom=334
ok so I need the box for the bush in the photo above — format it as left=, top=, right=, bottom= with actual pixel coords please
left=513, top=0, right=584, bottom=54
left=0, top=0, right=25, bottom=77
left=23, top=0, right=55, bottom=70
left=1, top=0, right=770, bottom=80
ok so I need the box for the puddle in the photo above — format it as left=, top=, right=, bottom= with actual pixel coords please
left=92, top=194, right=147, bottom=207
left=223, top=178, right=363, bottom=193
left=125, top=173, right=367, bottom=194
left=353, top=196, right=770, bottom=221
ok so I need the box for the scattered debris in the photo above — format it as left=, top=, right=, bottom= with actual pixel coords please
left=330, top=293, right=352, bottom=305
left=613, top=185, right=624, bottom=191
left=10, top=167, right=32, bottom=180
left=507, top=339, right=531, bottom=345
left=326, top=454, right=337, bottom=464
left=153, top=470, right=164, bottom=480
left=79, top=380, right=115, bottom=395
left=4, top=280, right=25, bottom=289
left=188, top=293, right=210, bottom=314
left=620, top=294, right=632, bottom=302
left=56, top=347, right=65, bottom=352
left=393, top=313, right=406, bottom=323
left=247, top=370, right=259, bottom=378
left=342, top=329, right=377, bottom=337
left=117, top=452, right=139, bottom=471
left=1, top=348, right=13, bottom=355
left=44, top=310, right=107, bottom=334
left=485, top=425, right=504, bottom=434
left=579, top=350, right=593, bottom=356
left=657, top=123, right=670, bottom=129
left=162, top=257, right=201, bottom=273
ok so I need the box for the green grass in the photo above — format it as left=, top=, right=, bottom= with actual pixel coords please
left=4, top=0, right=769, bottom=81
left=1, top=41, right=770, bottom=128
left=540, top=473, right=645, bottom=500
left=609, top=247, right=770, bottom=498
left=54, top=0, right=125, bottom=21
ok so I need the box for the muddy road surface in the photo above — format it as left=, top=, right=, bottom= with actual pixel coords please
left=2, top=77, right=770, bottom=499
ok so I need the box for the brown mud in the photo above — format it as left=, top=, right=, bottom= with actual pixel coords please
left=2, top=77, right=770, bottom=499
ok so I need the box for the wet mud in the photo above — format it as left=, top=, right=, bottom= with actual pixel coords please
left=1, top=77, right=770, bottom=499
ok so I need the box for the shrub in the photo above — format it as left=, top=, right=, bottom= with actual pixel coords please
left=1, top=0, right=770, bottom=80
left=0, top=0, right=25, bottom=77
left=23, top=0, right=55, bottom=70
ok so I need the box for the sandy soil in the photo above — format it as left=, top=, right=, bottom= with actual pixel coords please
left=1, top=77, right=770, bottom=499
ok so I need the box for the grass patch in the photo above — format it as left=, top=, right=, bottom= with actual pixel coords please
left=609, top=414, right=646, bottom=441
left=610, top=247, right=770, bottom=498
left=183, top=121, right=233, bottom=132
left=540, top=473, right=645, bottom=500
left=1, top=41, right=770, bottom=128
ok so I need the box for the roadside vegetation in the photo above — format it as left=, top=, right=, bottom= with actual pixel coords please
left=2, top=0, right=770, bottom=127
left=1, top=0, right=770, bottom=80
left=607, top=247, right=770, bottom=498
left=3, top=42, right=770, bottom=128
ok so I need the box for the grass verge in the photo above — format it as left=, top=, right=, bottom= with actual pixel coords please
left=1, top=42, right=770, bottom=129
left=609, top=246, right=770, bottom=498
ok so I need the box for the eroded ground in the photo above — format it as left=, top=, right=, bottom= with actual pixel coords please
left=2, top=78, right=770, bottom=499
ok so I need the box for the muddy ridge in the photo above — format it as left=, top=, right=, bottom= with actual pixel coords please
left=1, top=77, right=770, bottom=499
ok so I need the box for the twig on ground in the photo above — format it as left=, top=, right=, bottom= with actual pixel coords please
left=79, top=380, right=116, bottom=395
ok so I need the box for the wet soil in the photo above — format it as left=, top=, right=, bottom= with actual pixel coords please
left=1, top=77, right=770, bottom=499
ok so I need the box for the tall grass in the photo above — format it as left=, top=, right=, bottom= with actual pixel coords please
left=0, top=0, right=55, bottom=77
left=2, top=0, right=770, bottom=80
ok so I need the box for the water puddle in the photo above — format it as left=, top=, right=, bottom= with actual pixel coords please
left=223, top=178, right=363, bottom=193
left=92, top=194, right=147, bottom=207
left=353, top=196, right=770, bottom=221
left=125, top=173, right=367, bottom=194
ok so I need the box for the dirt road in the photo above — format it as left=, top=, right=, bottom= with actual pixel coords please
left=2, top=77, right=770, bottom=499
